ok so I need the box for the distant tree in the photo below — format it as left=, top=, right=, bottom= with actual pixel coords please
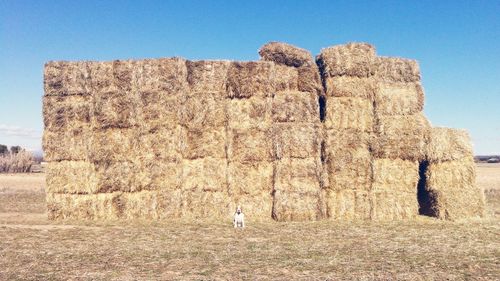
left=10, top=146, right=21, bottom=154
left=0, top=144, right=7, bottom=155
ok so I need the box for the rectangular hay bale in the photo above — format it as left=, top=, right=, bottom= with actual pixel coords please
left=134, top=58, right=188, bottom=94
left=274, top=157, right=322, bottom=194
left=227, top=97, right=272, bottom=129
left=426, top=127, right=473, bottom=162
left=226, top=61, right=275, bottom=98
left=324, top=189, right=371, bottom=220
left=89, top=128, right=141, bottom=163
left=372, top=113, right=430, bottom=161
left=374, top=81, right=424, bottom=115
left=375, top=57, right=421, bottom=83
left=180, top=127, right=226, bottom=159
left=371, top=190, right=418, bottom=220
left=43, top=94, right=91, bottom=131
left=272, top=190, right=320, bottom=221
left=43, top=128, right=90, bottom=161
left=272, top=91, right=320, bottom=123
left=44, top=61, right=92, bottom=96
left=181, top=158, right=227, bottom=192
left=272, top=123, right=322, bottom=159
left=46, top=161, right=98, bottom=194
left=324, top=97, right=374, bottom=132
left=227, top=128, right=273, bottom=163
left=186, top=60, right=230, bottom=93
left=228, top=161, right=273, bottom=196
left=179, top=92, right=227, bottom=130
left=324, top=76, right=375, bottom=99
left=372, top=158, right=419, bottom=193
left=317, top=43, right=376, bottom=78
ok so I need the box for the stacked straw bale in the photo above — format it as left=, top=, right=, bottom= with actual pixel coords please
left=44, top=41, right=481, bottom=222
left=423, top=128, right=485, bottom=220
left=260, top=42, right=324, bottom=221
left=317, top=43, right=376, bottom=220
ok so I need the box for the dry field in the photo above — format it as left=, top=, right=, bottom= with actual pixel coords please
left=0, top=165, right=499, bottom=280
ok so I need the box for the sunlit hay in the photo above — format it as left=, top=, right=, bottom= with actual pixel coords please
left=425, top=156, right=485, bottom=220
left=426, top=127, right=473, bottom=162
left=140, top=160, right=182, bottom=192
left=371, top=190, right=419, bottom=220
left=138, top=90, right=180, bottom=131
left=91, top=88, right=141, bottom=129
left=272, top=123, right=322, bottom=160
left=88, top=128, right=140, bottom=163
left=297, top=65, right=323, bottom=95
left=317, top=43, right=376, bottom=78
left=93, top=161, right=147, bottom=193
left=133, top=58, right=189, bottom=94
left=178, top=189, right=232, bottom=221
left=372, top=158, right=419, bottom=193
left=271, top=91, right=320, bottom=123
left=259, top=41, right=315, bottom=68
left=181, top=157, right=227, bottom=193
left=375, top=56, right=421, bottom=83
left=180, top=127, right=226, bottom=159
left=324, top=76, right=375, bottom=99
left=178, top=91, right=227, bottom=131
left=372, top=113, right=430, bottom=161
left=45, top=161, right=98, bottom=194
left=226, top=61, right=275, bottom=98
left=46, top=192, right=124, bottom=220
left=186, top=60, right=230, bottom=94
left=324, top=97, right=374, bottom=132
left=272, top=190, right=321, bottom=221
left=274, top=64, right=299, bottom=92
left=44, top=61, right=92, bottom=96
left=227, top=96, right=272, bottom=130
left=43, top=94, right=91, bottom=131
left=138, top=126, right=183, bottom=162
left=42, top=129, right=90, bottom=162
left=227, top=127, right=274, bottom=163
left=324, top=189, right=371, bottom=220
left=324, top=129, right=372, bottom=191
left=374, top=81, right=424, bottom=115
left=228, top=161, right=273, bottom=196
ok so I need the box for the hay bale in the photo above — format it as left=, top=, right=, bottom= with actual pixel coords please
left=186, top=60, right=230, bottom=93
left=272, top=91, right=320, bottom=123
left=91, top=88, right=140, bottom=129
left=94, top=161, right=149, bottom=193
left=227, top=97, right=272, bottom=129
left=138, top=126, right=184, bottom=162
left=297, top=65, right=323, bottom=95
left=46, top=161, right=98, bottom=194
left=325, top=130, right=372, bottom=191
left=272, top=123, right=322, bottom=159
left=142, top=160, right=182, bottom=191
left=272, top=190, right=320, bottom=221
left=274, top=64, right=299, bottom=92
left=374, top=81, right=424, bottom=115
left=46, top=192, right=123, bottom=220
left=181, top=127, right=226, bottom=159
left=375, top=57, right=421, bottom=83
left=324, top=189, right=371, bottom=220
left=43, top=95, right=91, bottom=131
left=324, top=76, right=375, bottom=99
left=317, top=43, right=376, bottom=78
left=228, top=161, right=273, bottom=196
left=371, top=191, right=418, bottom=220
left=43, top=129, right=90, bottom=161
left=44, top=61, right=92, bottom=96
left=259, top=42, right=315, bottom=67
left=89, top=128, right=140, bottom=163
left=372, top=113, right=430, bottom=161
left=227, top=61, right=275, bottom=98
left=138, top=90, right=180, bottom=130
left=179, top=92, right=227, bottom=130
left=274, top=158, right=322, bottom=194
left=133, top=58, right=188, bottom=94
left=181, top=158, right=227, bottom=192
left=426, top=127, right=473, bottom=162
left=372, top=158, right=419, bottom=193
left=227, top=128, right=273, bottom=163
left=179, top=190, right=231, bottom=220
left=324, top=97, right=374, bottom=132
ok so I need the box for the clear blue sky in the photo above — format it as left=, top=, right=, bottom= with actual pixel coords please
left=0, top=0, right=499, bottom=155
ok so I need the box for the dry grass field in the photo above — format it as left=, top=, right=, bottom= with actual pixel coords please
left=0, top=165, right=499, bottom=280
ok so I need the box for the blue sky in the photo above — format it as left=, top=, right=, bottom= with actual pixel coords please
left=0, top=0, right=499, bottom=155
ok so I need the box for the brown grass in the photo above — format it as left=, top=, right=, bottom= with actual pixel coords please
left=0, top=169, right=499, bottom=280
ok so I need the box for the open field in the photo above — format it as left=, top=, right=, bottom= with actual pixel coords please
left=0, top=164, right=499, bottom=280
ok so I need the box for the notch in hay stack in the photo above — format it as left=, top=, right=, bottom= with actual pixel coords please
left=422, top=128, right=485, bottom=220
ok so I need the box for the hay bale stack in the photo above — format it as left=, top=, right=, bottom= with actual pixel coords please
left=260, top=43, right=324, bottom=221
left=424, top=128, right=485, bottom=220
left=318, top=43, right=376, bottom=220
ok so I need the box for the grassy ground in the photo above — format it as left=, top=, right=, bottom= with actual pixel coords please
left=0, top=165, right=499, bottom=280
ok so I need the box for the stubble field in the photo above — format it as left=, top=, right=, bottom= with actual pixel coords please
left=0, top=164, right=499, bottom=280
